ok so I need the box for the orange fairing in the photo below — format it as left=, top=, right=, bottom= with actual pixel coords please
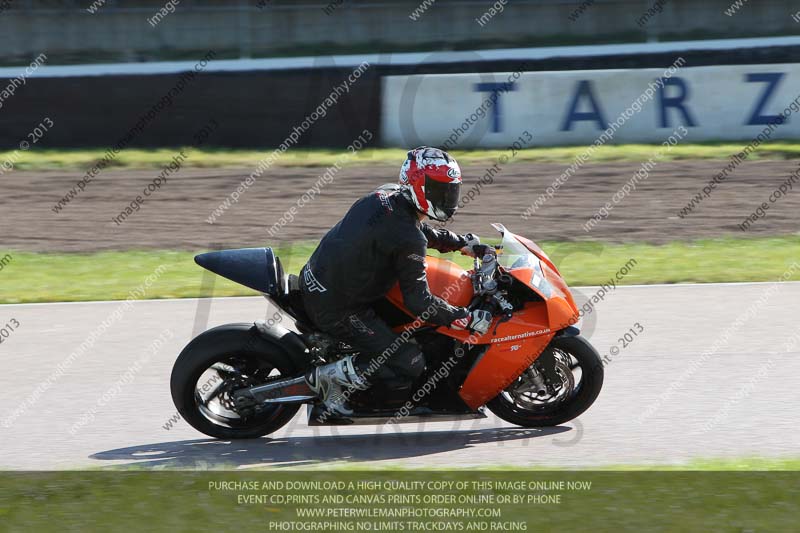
left=384, top=247, right=579, bottom=409
left=458, top=301, right=555, bottom=409
left=504, top=264, right=578, bottom=332
left=385, top=256, right=473, bottom=313
left=540, top=261, right=579, bottom=330
left=509, top=233, right=579, bottom=330
left=454, top=233, right=581, bottom=409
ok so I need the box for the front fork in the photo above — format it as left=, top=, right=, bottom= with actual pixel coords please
left=524, top=326, right=581, bottom=395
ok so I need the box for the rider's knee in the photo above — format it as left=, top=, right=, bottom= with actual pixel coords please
left=392, top=345, right=426, bottom=381
left=354, top=344, right=426, bottom=386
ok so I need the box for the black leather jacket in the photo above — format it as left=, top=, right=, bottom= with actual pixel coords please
left=300, top=186, right=469, bottom=328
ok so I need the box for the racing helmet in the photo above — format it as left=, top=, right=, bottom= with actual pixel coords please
left=398, top=146, right=462, bottom=222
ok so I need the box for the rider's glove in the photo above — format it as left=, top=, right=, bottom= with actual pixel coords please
left=451, top=309, right=493, bottom=335
left=460, top=233, right=481, bottom=257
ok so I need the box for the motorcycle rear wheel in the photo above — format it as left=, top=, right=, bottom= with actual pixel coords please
left=487, top=335, right=603, bottom=427
left=170, top=324, right=301, bottom=439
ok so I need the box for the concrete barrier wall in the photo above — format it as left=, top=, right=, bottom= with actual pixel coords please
left=0, top=68, right=381, bottom=148
left=3, top=0, right=800, bottom=64
left=381, top=62, right=800, bottom=147
left=3, top=56, right=800, bottom=149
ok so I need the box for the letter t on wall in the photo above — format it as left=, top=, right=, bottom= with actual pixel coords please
left=473, top=82, right=518, bottom=133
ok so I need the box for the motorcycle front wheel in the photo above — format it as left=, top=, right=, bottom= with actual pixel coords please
left=487, top=335, right=603, bottom=427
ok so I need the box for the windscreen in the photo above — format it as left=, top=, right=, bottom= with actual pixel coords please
left=497, top=230, right=536, bottom=270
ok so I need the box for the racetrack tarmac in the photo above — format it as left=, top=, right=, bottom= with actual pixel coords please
left=1, top=282, right=799, bottom=470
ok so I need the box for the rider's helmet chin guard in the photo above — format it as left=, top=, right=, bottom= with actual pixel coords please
left=399, top=146, right=462, bottom=222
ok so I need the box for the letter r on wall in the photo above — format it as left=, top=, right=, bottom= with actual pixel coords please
left=658, top=77, right=697, bottom=128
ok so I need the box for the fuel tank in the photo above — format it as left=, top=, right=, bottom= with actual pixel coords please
left=385, top=256, right=473, bottom=312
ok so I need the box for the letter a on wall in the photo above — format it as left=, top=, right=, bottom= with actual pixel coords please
left=561, top=80, right=608, bottom=131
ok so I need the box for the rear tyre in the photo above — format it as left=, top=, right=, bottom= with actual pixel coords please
left=487, top=335, right=603, bottom=427
left=170, top=324, right=301, bottom=439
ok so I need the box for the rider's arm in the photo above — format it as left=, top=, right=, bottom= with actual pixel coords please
left=420, top=223, right=466, bottom=253
left=394, top=236, right=468, bottom=326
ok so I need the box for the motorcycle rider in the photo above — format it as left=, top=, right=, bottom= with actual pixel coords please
left=300, top=146, right=492, bottom=417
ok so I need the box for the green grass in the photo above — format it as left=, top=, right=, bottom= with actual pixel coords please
left=2, top=236, right=799, bottom=304
left=6, top=142, right=800, bottom=171
left=1, top=467, right=798, bottom=531
left=670, top=456, right=800, bottom=471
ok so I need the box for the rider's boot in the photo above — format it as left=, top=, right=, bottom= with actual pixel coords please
left=305, top=355, right=370, bottom=417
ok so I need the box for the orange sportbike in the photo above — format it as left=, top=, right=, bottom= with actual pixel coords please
left=171, top=223, right=604, bottom=439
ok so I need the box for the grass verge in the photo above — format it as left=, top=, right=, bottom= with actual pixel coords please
left=1, top=467, right=798, bottom=531
left=5, top=141, right=800, bottom=171
left=2, top=236, right=799, bottom=304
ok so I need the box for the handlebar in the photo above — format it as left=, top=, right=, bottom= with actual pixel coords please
left=472, top=245, right=499, bottom=295
left=469, top=245, right=513, bottom=328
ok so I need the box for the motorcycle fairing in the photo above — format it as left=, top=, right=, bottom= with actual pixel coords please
left=385, top=225, right=580, bottom=409
left=458, top=304, right=556, bottom=408
left=384, top=255, right=473, bottom=315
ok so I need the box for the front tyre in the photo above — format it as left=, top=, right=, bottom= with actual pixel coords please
left=170, top=324, right=301, bottom=439
left=487, top=335, right=603, bottom=427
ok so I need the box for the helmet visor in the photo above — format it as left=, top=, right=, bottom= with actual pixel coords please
left=425, top=175, right=461, bottom=221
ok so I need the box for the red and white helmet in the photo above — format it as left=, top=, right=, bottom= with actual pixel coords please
left=398, top=146, right=462, bottom=222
